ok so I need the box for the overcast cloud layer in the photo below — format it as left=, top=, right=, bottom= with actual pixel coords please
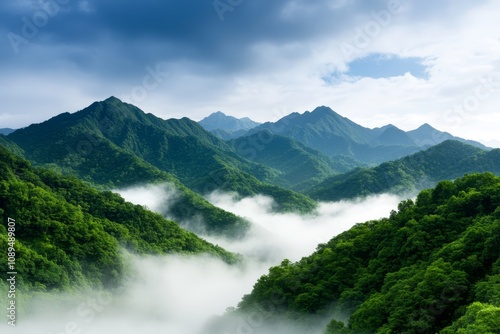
left=1, top=0, right=499, bottom=146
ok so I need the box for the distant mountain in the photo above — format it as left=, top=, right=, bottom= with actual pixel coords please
left=307, top=140, right=500, bottom=201
left=0, top=128, right=15, bottom=135
left=407, top=123, right=485, bottom=148
left=199, top=111, right=260, bottom=134
left=209, top=128, right=249, bottom=140
left=375, top=125, right=415, bottom=146
left=8, top=97, right=316, bottom=220
left=231, top=130, right=364, bottom=191
left=247, top=106, right=487, bottom=164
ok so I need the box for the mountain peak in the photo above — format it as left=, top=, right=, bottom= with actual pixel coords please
left=199, top=111, right=260, bottom=132
left=103, top=96, right=123, bottom=104
left=311, top=106, right=335, bottom=115
left=376, top=125, right=415, bottom=146
left=417, top=123, right=436, bottom=131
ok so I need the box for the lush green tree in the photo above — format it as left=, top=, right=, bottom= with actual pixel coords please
left=441, top=302, right=500, bottom=334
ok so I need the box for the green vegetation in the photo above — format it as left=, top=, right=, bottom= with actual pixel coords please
left=231, top=130, right=362, bottom=191
left=0, top=146, right=237, bottom=293
left=216, top=173, right=500, bottom=333
left=0, top=134, right=24, bottom=157
left=308, top=140, right=500, bottom=201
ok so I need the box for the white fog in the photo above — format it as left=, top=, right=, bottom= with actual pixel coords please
left=2, top=185, right=404, bottom=334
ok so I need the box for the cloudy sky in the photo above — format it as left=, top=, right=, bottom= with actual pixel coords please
left=1, top=0, right=499, bottom=147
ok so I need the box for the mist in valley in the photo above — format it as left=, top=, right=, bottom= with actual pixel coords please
left=2, top=185, right=404, bottom=334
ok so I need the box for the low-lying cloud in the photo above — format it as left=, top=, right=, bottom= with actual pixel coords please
left=2, top=187, right=404, bottom=334
left=205, top=191, right=402, bottom=262
left=116, top=183, right=181, bottom=215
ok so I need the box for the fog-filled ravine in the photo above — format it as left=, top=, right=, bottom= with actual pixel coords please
left=1, top=185, right=402, bottom=334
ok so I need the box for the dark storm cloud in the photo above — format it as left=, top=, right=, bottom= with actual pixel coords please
left=1, top=0, right=394, bottom=76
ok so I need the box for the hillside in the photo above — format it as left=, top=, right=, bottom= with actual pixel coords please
left=0, top=146, right=237, bottom=294
left=231, top=130, right=363, bottom=190
left=308, top=140, right=500, bottom=201
left=209, top=173, right=500, bottom=333
left=7, top=97, right=316, bottom=214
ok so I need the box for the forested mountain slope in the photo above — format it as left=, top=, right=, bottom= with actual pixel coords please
left=1, top=133, right=249, bottom=237
left=210, top=173, right=500, bottom=333
left=7, top=97, right=316, bottom=213
left=231, top=130, right=363, bottom=190
left=308, top=140, right=500, bottom=201
left=0, top=146, right=237, bottom=294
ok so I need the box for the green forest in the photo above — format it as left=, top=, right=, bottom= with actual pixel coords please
left=211, top=173, right=500, bottom=333
left=0, top=145, right=237, bottom=296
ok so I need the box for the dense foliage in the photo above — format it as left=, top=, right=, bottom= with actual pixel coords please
left=308, top=140, right=500, bottom=202
left=214, top=173, right=500, bottom=333
left=0, top=146, right=237, bottom=293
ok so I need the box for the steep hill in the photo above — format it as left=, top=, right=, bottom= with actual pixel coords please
left=209, top=173, right=500, bottom=333
left=308, top=140, right=500, bottom=201
left=0, top=146, right=237, bottom=293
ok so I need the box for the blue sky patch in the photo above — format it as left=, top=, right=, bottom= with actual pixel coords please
left=326, top=54, right=428, bottom=83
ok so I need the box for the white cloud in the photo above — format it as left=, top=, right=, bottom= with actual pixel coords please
left=205, top=191, right=402, bottom=262
left=115, top=183, right=180, bottom=214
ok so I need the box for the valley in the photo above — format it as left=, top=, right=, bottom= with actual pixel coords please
left=1, top=97, right=499, bottom=333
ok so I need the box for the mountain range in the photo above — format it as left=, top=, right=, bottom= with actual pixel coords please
left=1, top=97, right=495, bottom=215
left=242, top=106, right=486, bottom=164
left=3, top=97, right=318, bottom=235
